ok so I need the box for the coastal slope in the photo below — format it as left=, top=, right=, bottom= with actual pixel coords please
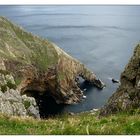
left=0, top=17, right=104, bottom=117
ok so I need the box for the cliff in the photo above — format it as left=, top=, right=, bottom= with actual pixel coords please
left=0, top=17, right=105, bottom=117
left=100, top=44, right=140, bottom=116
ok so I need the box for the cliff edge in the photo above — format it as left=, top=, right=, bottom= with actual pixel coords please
left=100, top=44, right=140, bottom=116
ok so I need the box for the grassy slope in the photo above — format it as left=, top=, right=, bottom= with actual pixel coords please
left=0, top=112, right=139, bottom=135
left=0, top=16, right=79, bottom=72
left=0, top=16, right=59, bottom=71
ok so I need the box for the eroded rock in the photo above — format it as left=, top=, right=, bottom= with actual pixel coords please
left=100, top=44, right=140, bottom=116
left=0, top=59, right=40, bottom=118
left=0, top=88, right=40, bottom=118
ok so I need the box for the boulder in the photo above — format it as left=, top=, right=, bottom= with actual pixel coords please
left=0, top=85, right=40, bottom=118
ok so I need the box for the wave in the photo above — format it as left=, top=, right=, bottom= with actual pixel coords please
left=14, top=13, right=140, bottom=18
left=14, top=13, right=89, bottom=18
left=25, top=24, right=136, bottom=31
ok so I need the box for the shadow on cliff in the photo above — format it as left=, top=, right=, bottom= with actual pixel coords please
left=27, top=91, right=65, bottom=119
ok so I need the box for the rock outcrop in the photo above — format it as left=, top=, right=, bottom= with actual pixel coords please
left=0, top=72, right=40, bottom=118
left=0, top=16, right=104, bottom=117
left=100, top=44, right=140, bottom=116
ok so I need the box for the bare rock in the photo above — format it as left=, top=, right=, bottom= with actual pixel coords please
left=0, top=73, right=40, bottom=118
left=111, top=78, right=120, bottom=83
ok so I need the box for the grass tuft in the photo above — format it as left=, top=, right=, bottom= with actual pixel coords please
left=0, top=112, right=139, bottom=135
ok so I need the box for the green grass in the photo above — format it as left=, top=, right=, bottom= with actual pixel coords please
left=23, top=100, right=31, bottom=109
left=0, top=81, right=17, bottom=93
left=0, top=112, right=139, bottom=135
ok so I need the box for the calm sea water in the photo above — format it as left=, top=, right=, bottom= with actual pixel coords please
left=0, top=5, right=140, bottom=113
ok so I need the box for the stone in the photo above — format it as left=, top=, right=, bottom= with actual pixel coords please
left=111, top=78, right=120, bottom=83
left=27, top=105, right=40, bottom=119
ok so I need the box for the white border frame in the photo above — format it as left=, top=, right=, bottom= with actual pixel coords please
left=0, top=0, right=140, bottom=5
left=0, top=1, right=139, bottom=139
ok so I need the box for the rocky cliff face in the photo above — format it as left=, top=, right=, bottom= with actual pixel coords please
left=0, top=72, right=40, bottom=118
left=100, top=44, right=140, bottom=116
left=0, top=17, right=104, bottom=117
